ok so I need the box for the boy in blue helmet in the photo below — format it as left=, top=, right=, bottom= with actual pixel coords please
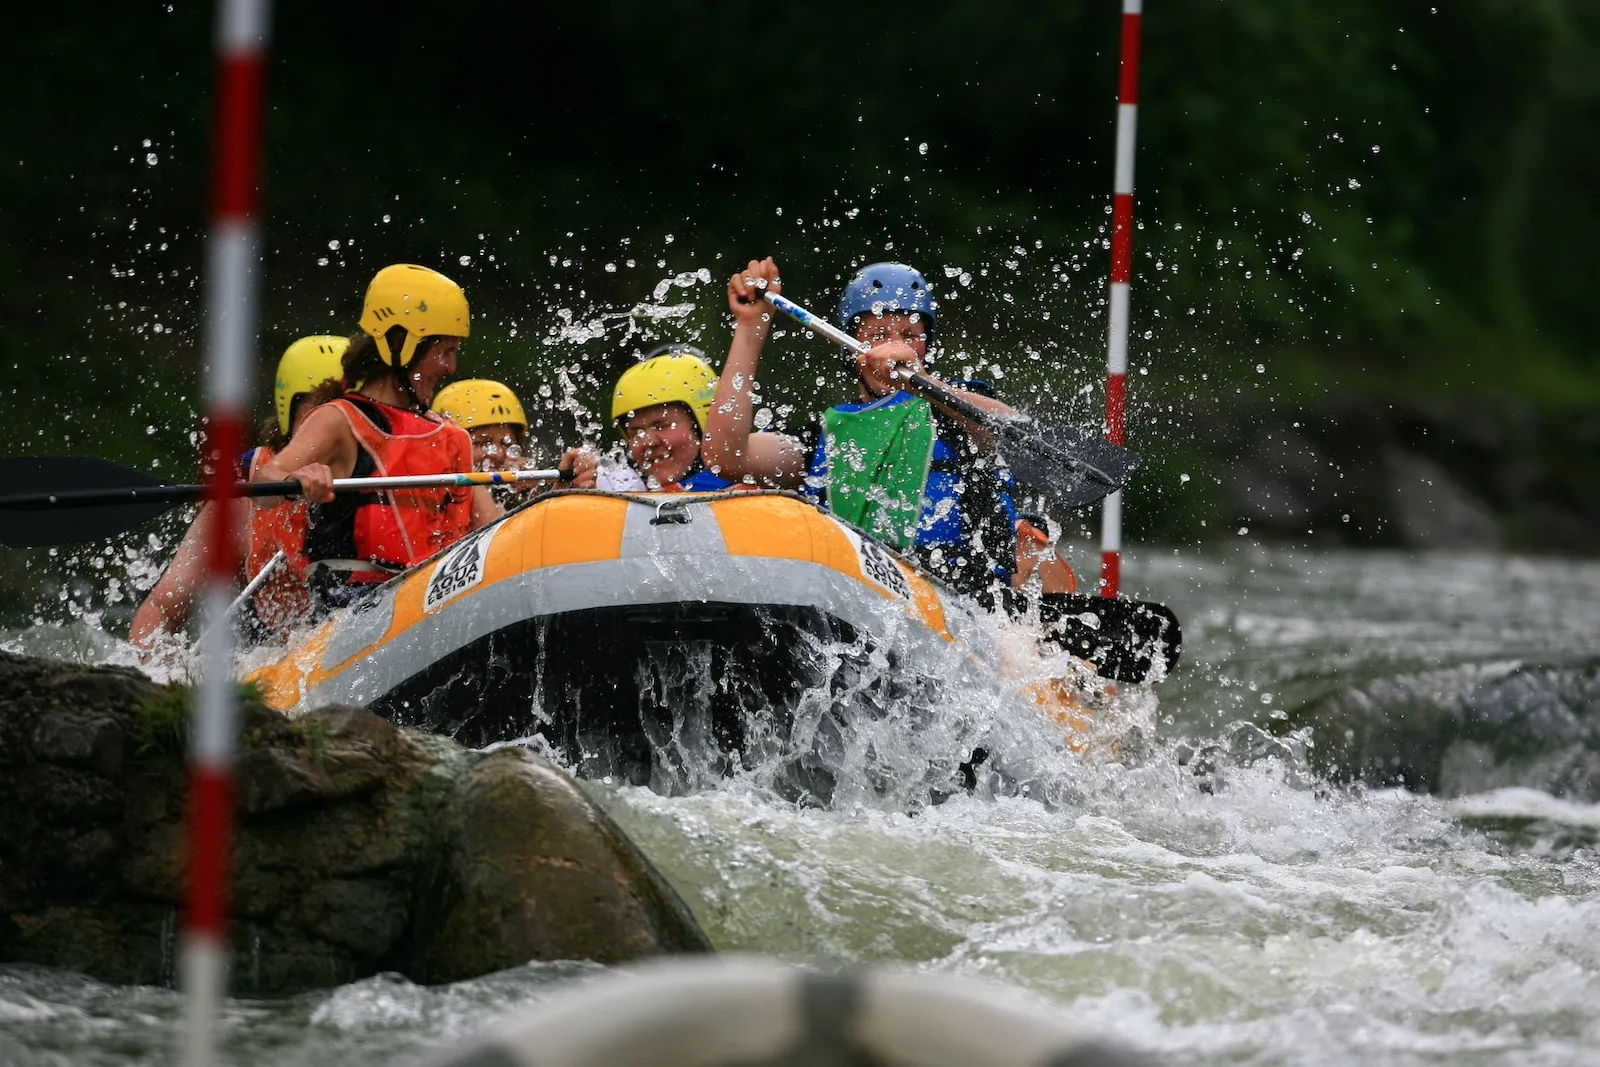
left=702, top=256, right=1022, bottom=599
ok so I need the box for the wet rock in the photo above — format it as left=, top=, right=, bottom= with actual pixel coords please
left=0, top=650, right=711, bottom=995
left=1383, top=447, right=1502, bottom=549
left=411, top=752, right=712, bottom=983
left=1274, top=660, right=1600, bottom=798
left=1215, top=399, right=1600, bottom=552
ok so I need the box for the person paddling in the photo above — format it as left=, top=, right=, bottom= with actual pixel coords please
left=433, top=377, right=598, bottom=502
left=129, top=335, right=347, bottom=651
left=607, top=346, right=736, bottom=492
left=702, top=257, right=1022, bottom=599
left=432, top=378, right=531, bottom=473
left=254, top=264, right=515, bottom=613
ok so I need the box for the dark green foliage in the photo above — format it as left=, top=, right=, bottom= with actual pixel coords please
left=2, top=1, right=1596, bottom=565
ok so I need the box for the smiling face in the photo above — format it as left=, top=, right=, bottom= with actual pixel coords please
left=622, top=402, right=701, bottom=486
left=406, top=337, right=462, bottom=406
left=468, top=423, right=525, bottom=472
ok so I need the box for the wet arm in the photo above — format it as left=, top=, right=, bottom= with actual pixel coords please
left=251, top=404, right=356, bottom=504
left=924, top=385, right=1017, bottom=454
left=701, top=259, right=808, bottom=488
left=128, top=499, right=248, bottom=648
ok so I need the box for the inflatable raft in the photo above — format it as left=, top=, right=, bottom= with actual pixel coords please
left=247, top=491, right=1127, bottom=798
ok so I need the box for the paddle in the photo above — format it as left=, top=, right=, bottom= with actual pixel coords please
left=1032, top=592, right=1182, bottom=684
left=763, top=291, right=1140, bottom=511
left=0, top=457, right=562, bottom=548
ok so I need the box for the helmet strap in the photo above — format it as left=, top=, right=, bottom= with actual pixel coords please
left=390, top=330, right=432, bottom=412
left=396, top=366, right=426, bottom=412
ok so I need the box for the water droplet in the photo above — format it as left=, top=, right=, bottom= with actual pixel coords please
left=1256, top=364, right=1265, bottom=373
left=145, top=153, right=158, bottom=166
left=1347, top=178, right=1361, bottom=189
left=459, top=255, right=471, bottom=266
left=328, top=239, right=340, bottom=251
left=918, top=142, right=929, bottom=155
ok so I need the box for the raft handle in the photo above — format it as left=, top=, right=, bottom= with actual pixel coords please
left=651, top=500, right=692, bottom=526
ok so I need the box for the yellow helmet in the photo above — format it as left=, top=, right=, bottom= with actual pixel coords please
left=359, top=263, right=470, bottom=368
left=273, top=335, right=349, bottom=436
left=432, top=379, right=528, bottom=433
left=610, top=348, right=718, bottom=435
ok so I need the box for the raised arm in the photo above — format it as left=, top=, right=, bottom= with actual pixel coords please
left=701, top=257, right=809, bottom=489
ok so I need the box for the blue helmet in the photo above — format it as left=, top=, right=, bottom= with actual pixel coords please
left=837, top=262, right=936, bottom=336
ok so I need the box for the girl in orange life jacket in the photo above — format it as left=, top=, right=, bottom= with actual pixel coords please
left=129, top=335, right=348, bottom=653
left=253, top=264, right=511, bottom=614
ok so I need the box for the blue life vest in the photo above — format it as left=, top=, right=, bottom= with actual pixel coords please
left=678, top=468, right=734, bottom=491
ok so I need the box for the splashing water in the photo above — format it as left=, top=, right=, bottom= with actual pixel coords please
left=3, top=546, right=1598, bottom=1065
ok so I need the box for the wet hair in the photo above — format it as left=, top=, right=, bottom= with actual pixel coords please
left=300, top=329, right=444, bottom=412
left=256, top=415, right=288, bottom=452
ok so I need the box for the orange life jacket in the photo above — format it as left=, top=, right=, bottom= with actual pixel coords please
left=244, top=447, right=312, bottom=630
left=310, top=395, right=474, bottom=569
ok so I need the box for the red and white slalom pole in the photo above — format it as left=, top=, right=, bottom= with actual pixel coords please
left=1099, top=0, right=1142, bottom=598
left=184, top=1, right=269, bottom=1063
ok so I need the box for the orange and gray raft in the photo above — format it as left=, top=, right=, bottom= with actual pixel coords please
left=246, top=491, right=1109, bottom=792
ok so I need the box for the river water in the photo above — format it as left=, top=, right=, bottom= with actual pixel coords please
left=3, top=544, right=1598, bottom=1066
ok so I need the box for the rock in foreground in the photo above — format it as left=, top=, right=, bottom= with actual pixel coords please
left=0, top=651, right=710, bottom=995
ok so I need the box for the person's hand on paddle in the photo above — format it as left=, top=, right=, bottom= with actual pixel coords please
left=558, top=448, right=599, bottom=490
left=287, top=462, right=335, bottom=504
left=727, top=258, right=781, bottom=329
left=855, top=342, right=924, bottom=398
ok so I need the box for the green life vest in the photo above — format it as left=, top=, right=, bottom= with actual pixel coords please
left=820, top=396, right=936, bottom=550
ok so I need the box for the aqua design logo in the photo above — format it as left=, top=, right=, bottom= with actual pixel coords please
left=840, top=526, right=912, bottom=600
left=423, top=526, right=496, bottom=613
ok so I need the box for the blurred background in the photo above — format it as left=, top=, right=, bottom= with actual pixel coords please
left=3, top=0, right=1597, bottom=616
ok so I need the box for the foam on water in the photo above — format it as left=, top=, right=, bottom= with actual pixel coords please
left=600, top=744, right=1600, bottom=1065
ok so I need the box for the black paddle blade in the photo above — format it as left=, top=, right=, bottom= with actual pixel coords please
left=0, top=457, right=174, bottom=548
left=996, top=420, right=1140, bottom=511
left=1035, top=593, right=1182, bottom=684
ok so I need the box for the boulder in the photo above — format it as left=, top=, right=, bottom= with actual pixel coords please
left=1272, top=660, right=1600, bottom=799
left=0, top=651, right=710, bottom=995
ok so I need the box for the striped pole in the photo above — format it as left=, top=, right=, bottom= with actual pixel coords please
left=1099, top=0, right=1142, bottom=598
left=184, top=1, right=269, bottom=1063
